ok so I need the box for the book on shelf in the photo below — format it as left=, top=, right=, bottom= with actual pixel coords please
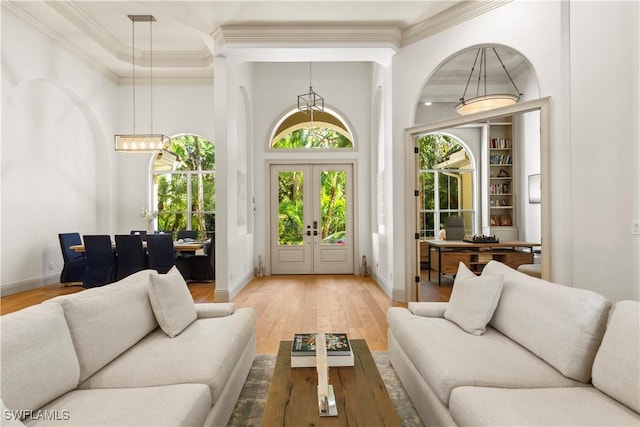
left=290, top=333, right=354, bottom=368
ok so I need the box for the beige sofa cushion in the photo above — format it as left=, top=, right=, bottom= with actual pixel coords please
left=48, top=269, right=158, bottom=382
left=592, top=300, right=640, bottom=413
left=482, top=261, right=611, bottom=382
left=149, top=266, right=197, bottom=337
left=79, top=307, right=257, bottom=404
left=0, top=304, right=79, bottom=414
left=387, top=307, right=583, bottom=405
left=444, top=262, right=503, bottom=335
left=28, top=384, right=211, bottom=426
left=450, top=386, right=640, bottom=426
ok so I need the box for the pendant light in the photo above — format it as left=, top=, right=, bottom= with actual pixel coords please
left=455, top=47, right=523, bottom=116
left=115, top=15, right=169, bottom=152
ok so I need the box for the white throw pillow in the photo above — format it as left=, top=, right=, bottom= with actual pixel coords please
left=444, top=262, right=504, bottom=335
left=149, top=266, right=197, bottom=337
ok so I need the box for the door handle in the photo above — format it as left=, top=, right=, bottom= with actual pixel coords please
left=313, top=221, right=318, bottom=229
left=306, top=225, right=311, bottom=236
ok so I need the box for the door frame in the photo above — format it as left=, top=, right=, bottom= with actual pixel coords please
left=265, top=159, right=359, bottom=276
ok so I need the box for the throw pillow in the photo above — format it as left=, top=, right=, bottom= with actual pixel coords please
left=444, top=262, right=504, bottom=335
left=149, top=266, right=197, bottom=337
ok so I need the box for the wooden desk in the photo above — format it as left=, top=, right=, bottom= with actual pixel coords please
left=262, top=340, right=402, bottom=426
left=425, top=240, right=538, bottom=286
left=70, top=241, right=204, bottom=254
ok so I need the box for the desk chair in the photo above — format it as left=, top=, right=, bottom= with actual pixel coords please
left=445, top=216, right=466, bottom=241
left=58, top=232, right=87, bottom=284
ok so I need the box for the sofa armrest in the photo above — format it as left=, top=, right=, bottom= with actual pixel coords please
left=195, top=303, right=235, bottom=318
left=408, top=302, right=448, bottom=317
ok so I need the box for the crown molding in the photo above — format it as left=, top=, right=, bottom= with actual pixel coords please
left=213, top=24, right=402, bottom=51
left=401, top=0, right=512, bottom=47
left=118, top=76, right=214, bottom=87
left=2, top=1, right=120, bottom=84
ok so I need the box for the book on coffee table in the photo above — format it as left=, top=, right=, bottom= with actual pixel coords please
left=291, top=333, right=354, bottom=368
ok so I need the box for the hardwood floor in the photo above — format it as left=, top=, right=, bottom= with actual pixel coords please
left=1, top=273, right=449, bottom=354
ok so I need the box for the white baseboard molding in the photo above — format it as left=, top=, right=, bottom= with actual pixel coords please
left=1, top=273, right=60, bottom=297
left=214, top=270, right=254, bottom=303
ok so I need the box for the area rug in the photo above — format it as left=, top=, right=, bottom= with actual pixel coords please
left=228, top=352, right=423, bottom=426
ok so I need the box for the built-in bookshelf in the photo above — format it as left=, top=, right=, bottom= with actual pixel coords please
left=488, top=118, right=517, bottom=241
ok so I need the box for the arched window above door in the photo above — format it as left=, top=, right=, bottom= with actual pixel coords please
left=270, top=110, right=354, bottom=149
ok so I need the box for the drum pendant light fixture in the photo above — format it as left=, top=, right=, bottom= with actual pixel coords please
left=115, top=15, right=169, bottom=152
left=455, top=47, right=523, bottom=116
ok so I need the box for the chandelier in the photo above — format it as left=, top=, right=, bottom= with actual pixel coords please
left=297, top=62, right=324, bottom=115
left=455, top=47, right=522, bottom=116
left=115, top=15, right=169, bottom=152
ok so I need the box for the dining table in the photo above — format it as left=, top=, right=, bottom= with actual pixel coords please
left=70, top=240, right=206, bottom=254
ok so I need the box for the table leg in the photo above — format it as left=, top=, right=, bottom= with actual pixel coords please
left=438, top=247, right=442, bottom=287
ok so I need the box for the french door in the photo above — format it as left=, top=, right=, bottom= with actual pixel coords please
left=270, top=164, right=354, bottom=274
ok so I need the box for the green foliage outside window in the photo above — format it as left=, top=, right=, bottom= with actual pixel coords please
left=418, top=134, right=469, bottom=239
left=273, top=128, right=352, bottom=149
left=154, top=135, right=215, bottom=239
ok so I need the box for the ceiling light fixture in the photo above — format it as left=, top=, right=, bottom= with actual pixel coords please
left=455, top=47, right=522, bottom=116
left=297, top=62, right=324, bottom=115
left=115, top=15, right=169, bottom=152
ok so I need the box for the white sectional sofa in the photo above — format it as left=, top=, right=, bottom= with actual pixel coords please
left=387, top=260, right=640, bottom=426
left=1, top=267, right=257, bottom=427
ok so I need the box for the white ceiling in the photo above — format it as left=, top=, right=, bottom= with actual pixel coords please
left=4, top=1, right=507, bottom=83
left=4, top=1, right=529, bottom=104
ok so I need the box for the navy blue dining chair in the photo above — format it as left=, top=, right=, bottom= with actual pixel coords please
left=146, top=234, right=176, bottom=274
left=176, top=230, right=199, bottom=258
left=58, top=232, right=87, bottom=284
left=115, top=234, right=146, bottom=280
left=130, top=230, right=148, bottom=241
left=176, top=237, right=215, bottom=282
left=82, top=235, right=117, bottom=288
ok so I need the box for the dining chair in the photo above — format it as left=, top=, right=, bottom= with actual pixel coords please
left=176, top=230, right=199, bottom=258
left=115, top=234, right=146, bottom=280
left=58, top=232, right=87, bottom=284
left=176, top=237, right=215, bottom=282
left=82, top=235, right=117, bottom=288
left=146, top=233, right=176, bottom=274
left=130, top=230, right=148, bottom=241
left=177, top=230, right=198, bottom=240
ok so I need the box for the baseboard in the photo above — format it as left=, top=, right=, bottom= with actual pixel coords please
left=215, top=270, right=254, bottom=303
left=1, top=273, right=60, bottom=297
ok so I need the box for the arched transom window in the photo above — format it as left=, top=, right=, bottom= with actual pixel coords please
left=271, top=110, right=353, bottom=149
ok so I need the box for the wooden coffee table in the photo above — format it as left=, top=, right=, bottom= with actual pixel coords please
left=261, top=339, right=402, bottom=426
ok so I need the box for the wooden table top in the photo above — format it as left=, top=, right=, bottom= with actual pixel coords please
left=70, top=241, right=204, bottom=253
left=425, top=239, right=538, bottom=249
left=261, top=339, right=402, bottom=426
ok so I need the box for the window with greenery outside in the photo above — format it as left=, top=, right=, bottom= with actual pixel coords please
left=418, top=133, right=474, bottom=239
left=272, top=127, right=352, bottom=149
left=153, top=135, right=215, bottom=239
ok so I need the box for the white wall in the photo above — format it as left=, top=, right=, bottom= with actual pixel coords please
left=114, top=85, right=215, bottom=236
left=568, top=1, right=640, bottom=301
left=1, top=12, right=118, bottom=294
left=1, top=10, right=216, bottom=294
left=249, top=61, right=373, bottom=279
left=391, top=0, right=639, bottom=301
